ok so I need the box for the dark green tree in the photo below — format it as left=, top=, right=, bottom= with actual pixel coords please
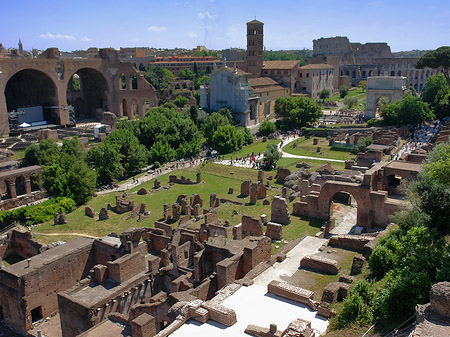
left=339, top=85, right=349, bottom=98
left=211, top=125, right=242, bottom=154
left=178, top=68, right=196, bottom=81
left=415, top=46, right=450, bottom=88
left=173, top=95, right=189, bottom=108
left=202, top=112, right=230, bottom=144
left=87, top=144, right=124, bottom=186
left=421, top=74, right=450, bottom=118
left=274, top=96, right=322, bottom=128
left=319, top=89, right=330, bottom=102
left=263, top=143, right=282, bottom=168
left=380, top=94, right=434, bottom=126
left=259, top=120, right=276, bottom=136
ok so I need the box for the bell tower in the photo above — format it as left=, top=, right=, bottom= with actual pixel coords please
left=246, top=19, right=264, bottom=78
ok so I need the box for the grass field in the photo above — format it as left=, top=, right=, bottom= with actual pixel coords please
left=30, top=155, right=339, bottom=253
left=282, top=136, right=356, bottom=161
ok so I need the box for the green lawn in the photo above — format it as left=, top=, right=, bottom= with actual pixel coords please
left=31, top=160, right=330, bottom=252
left=283, top=136, right=356, bottom=161
left=231, top=138, right=280, bottom=158
left=330, top=88, right=366, bottom=102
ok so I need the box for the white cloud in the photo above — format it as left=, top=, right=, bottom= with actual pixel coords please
left=39, top=32, right=76, bottom=40
left=185, top=32, right=197, bottom=38
left=147, top=25, right=167, bottom=32
left=81, top=36, right=91, bottom=42
left=198, top=11, right=216, bottom=19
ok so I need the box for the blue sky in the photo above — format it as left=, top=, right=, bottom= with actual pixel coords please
left=1, top=0, right=449, bottom=52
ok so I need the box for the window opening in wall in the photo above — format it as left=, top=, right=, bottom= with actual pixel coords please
left=31, top=306, right=43, bottom=323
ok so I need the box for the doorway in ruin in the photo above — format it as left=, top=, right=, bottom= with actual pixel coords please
left=329, top=191, right=357, bottom=235
left=15, top=176, right=26, bottom=196
left=4, top=69, right=59, bottom=124
left=66, top=68, right=108, bottom=120
left=31, top=306, right=43, bottom=323
left=120, top=99, right=128, bottom=117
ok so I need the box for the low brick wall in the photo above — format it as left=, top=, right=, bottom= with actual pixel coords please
left=300, top=254, right=340, bottom=275
left=267, top=280, right=317, bottom=311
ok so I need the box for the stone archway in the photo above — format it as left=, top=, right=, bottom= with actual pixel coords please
left=66, top=68, right=108, bottom=120
left=4, top=69, right=59, bottom=123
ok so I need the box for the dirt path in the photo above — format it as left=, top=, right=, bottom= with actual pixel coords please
left=32, top=232, right=99, bottom=239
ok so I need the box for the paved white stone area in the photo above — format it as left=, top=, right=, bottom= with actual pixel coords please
left=170, top=236, right=329, bottom=336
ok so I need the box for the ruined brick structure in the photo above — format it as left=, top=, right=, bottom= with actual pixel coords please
left=0, top=48, right=158, bottom=135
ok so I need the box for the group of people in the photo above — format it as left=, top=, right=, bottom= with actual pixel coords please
left=393, top=120, right=442, bottom=160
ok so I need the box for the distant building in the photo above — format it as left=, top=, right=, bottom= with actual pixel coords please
left=221, top=48, right=246, bottom=62
left=200, top=64, right=286, bottom=126
left=365, top=76, right=408, bottom=119
left=261, top=60, right=301, bottom=93
left=298, top=64, right=334, bottom=97
left=149, top=55, right=223, bottom=77
left=246, top=20, right=264, bottom=78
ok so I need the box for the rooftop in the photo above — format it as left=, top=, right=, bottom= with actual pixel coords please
left=299, top=64, right=334, bottom=70
left=248, top=77, right=279, bottom=87
left=262, top=60, right=300, bottom=70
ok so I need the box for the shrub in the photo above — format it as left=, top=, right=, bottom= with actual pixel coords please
left=259, top=120, right=276, bottom=136
left=367, top=118, right=380, bottom=127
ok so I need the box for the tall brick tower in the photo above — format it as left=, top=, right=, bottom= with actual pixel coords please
left=246, top=19, right=264, bottom=77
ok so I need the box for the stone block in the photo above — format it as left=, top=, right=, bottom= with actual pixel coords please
left=241, top=215, right=263, bottom=237
left=281, top=318, right=315, bottom=337
left=163, top=203, right=171, bottom=221
left=338, top=275, right=353, bottom=284
left=268, top=280, right=315, bottom=310
left=321, top=282, right=350, bottom=304
left=249, top=182, right=258, bottom=204
left=430, top=281, right=450, bottom=319
left=201, top=301, right=237, bottom=327
left=54, top=212, right=67, bottom=225
left=193, top=204, right=202, bottom=216
left=210, top=193, right=220, bottom=208
left=154, top=180, right=161, bottom=189
left=271, top=196, right=291, bottom=225
left=138, top=187, right=148, bottom=195
left=276, top=167, right=291, bottom=183
left=300, top=254, right=340, bottom=275
left=37, top=129, right=58, bottom=142
left=99, top=207, right=109, bottom=220
left=350, top=255, right=366, bottom=275
left=263, top=199, right=270, bottom=205
left=172, top=204, right=180, bottom=220
left=241, top=178, right=251, bottom=196
left=190, top=194, right=203, bottom=207
left=228, top=187, right=234, bottom=194
left=265, top=222, right=282, bottom=241
left=85, top=206, right=95, bottom=218
left=258, top=170, right=264, bottom=183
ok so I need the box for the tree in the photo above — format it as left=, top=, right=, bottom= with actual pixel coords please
left=211, top=125, right=242, bottom=154
left=358, top=136, right=373, bottom=152
left=263, top=143, right=282, bottom=168
left=274, top=96, right=322, bottom=128
left=217, top=106, right=235, bottom=124
left=339, top=85, right=349, bottom=98
left=380, top=94, right=434, bottom=126
left=236, top=127, right=253, bottom=146
left=259, top=120, right=276, bottom=136
left=149, top=140, right=176, bottom=164
left=193, top=62, right=199, bottom=77
left=202, top=112, right=230, bottom=144
left=421, top=74, right=450, bottom=119
left=358, top=80, right=367, bottom=91
left=319, top=89, right=330, bottom=102
left=22, top=140, right=60, bottom=167
left=343, top=96, right=358, bottom=109
left=415, top=46, right=450, bottom=88
left=105, top=129, right=149, bottom=176
left=178, top=68, right=196, bottom=81
left=173, top=95, right=189, bottom=108
left=88, top=144, right=124, bottom=186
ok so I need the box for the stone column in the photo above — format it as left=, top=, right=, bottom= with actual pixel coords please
left=8, top=180, right=17, bottom=199
left=25, top=176, right=32, bottom=195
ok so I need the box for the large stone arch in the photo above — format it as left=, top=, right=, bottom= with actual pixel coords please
left=66, top=67, right=109, bottom=120
left=315, top=182, right=369, bottom=226
left=4, top=68, right=60, bottom=124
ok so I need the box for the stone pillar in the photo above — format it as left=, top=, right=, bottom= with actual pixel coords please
left=258, top=170, right=264, bottom=183
left=196, top=172, right=201, bottom=183
left=249, top=183, right=258, bottom=205
left=25, top=177, right=32, bottom=195
left=282, top=187, right=290, bottom=201
left=8, top=180, right=17, bottom=199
